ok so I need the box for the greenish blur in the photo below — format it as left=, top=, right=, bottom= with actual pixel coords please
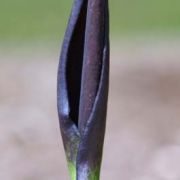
left=0, top=0, right=180, bottom=42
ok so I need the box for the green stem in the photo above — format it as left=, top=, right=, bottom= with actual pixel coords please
left=68, top=162, right=76, bottom=180
left=68, top=162, right=100, bottom=180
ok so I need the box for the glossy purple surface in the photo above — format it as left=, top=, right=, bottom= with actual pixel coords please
left=57, top=0, right=109, bottom=179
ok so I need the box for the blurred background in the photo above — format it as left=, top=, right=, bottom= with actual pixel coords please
left=1, top=0, right=180, bottom=179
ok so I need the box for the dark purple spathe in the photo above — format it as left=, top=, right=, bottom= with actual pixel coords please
left=57, top=0, right=109, bottom=179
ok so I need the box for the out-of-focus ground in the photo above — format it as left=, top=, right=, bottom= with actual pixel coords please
left=1, top=39, right=180, bottom=180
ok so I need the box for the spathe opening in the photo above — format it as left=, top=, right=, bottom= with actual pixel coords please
left=66, top=0, right=88, bottom=126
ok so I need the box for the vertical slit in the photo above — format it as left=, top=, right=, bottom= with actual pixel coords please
left=66, top=0, right=88, bottom=126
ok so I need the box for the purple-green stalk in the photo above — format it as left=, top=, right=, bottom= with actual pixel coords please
left=57, top=0, right=109, bottom=179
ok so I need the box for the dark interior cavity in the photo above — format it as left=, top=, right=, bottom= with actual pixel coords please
left=66, top=1, right=88, bottom=126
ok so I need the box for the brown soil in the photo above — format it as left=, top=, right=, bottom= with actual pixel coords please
left=1, top=40, right=180, bottom=180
